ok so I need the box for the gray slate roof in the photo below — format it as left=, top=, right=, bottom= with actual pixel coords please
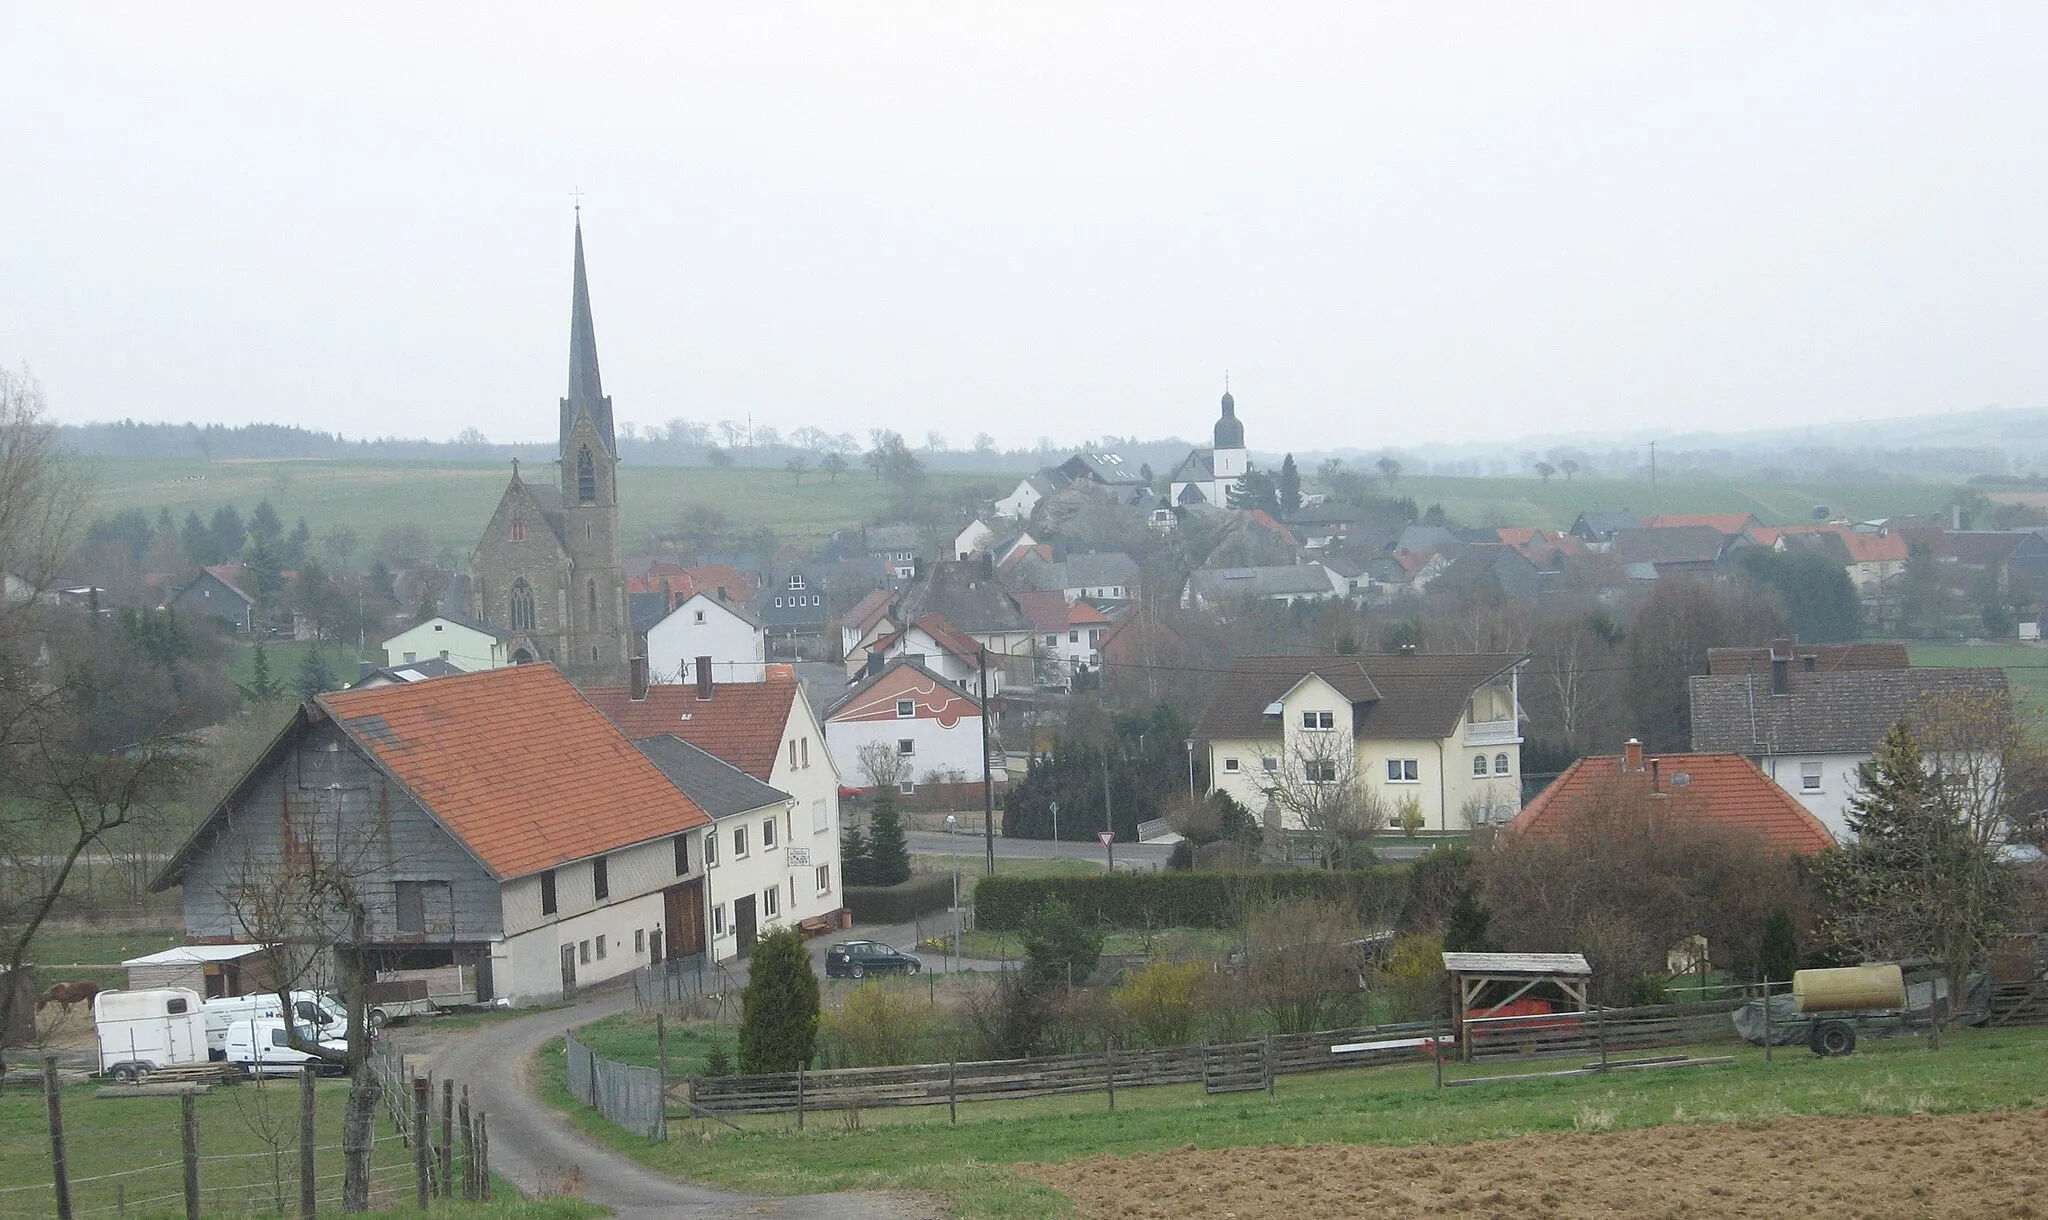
left=634, top=734, right=791, bottom=820
left=1688, top=667, right=2012, bottom=755
left=1613, top=526, right=1729, bottom=565
left=898, top=560, right=1029, bottom=633
left=1187, top=566, right=1333, bottom=601
left=1196, top=652, right=1527, bottom=742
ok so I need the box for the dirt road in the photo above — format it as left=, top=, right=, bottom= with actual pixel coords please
left=420, top=989, right=936, bottom=1219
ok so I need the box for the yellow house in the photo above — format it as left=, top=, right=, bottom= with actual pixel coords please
left=1195, top=652, right=1530, bottom=835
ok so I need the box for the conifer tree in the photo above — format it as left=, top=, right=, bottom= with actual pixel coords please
left=1443, top=887, right=1491, bottom=953
left=249, top=643, right=281, bottom=703
left=865, top=787, right=912, bottom=886
left=1278, top=453, right=1302, bottom=516
left=294, top=647, right=336, bottom=699
left=738, top=928, right=820, bottom=1074
left=839, top=822, right=874, bottom=887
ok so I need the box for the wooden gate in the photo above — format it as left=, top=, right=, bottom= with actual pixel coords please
left=665, top=879, right=706, bottom=958
left=1202, top=1041, right=1266, bottom=1094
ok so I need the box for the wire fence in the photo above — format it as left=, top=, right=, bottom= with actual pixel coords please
left=563, top=1032, right=666, bottom=1139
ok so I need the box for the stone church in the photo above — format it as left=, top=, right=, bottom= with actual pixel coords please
left=467, top=218, right=629, bottom=685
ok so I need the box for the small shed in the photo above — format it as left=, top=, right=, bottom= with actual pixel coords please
left=123, top=945, right=270, bottom=998
left=1442, top=951, right=1592, bottom=1058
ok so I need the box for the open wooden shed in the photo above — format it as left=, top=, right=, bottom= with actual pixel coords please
left=1442, top=951, right=1592, bottom=1059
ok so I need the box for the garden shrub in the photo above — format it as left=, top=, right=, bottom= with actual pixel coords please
left=975, top=869, right=1408, bottom=931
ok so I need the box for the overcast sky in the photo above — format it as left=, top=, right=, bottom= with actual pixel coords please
left=5, top=5, right=2046, bottom=452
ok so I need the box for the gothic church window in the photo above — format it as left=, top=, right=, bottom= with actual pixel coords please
left=510, top=579, right=537, bottom=631
left=510, top=517, right=525, bottom=542
left=577, top=446, right=596, bottom=503
left=587, top=579, right=598, bottom=617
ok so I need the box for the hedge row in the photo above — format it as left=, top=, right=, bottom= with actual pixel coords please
left=845, top=873, right=955, bottom=925
left=975, top=870, right=1410, bottom=931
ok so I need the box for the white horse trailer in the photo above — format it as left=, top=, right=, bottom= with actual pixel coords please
left=94, top=987, right=208, bottom=1083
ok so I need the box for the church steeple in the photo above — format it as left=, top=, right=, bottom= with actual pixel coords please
left=561, top=215, right=617, bottom=458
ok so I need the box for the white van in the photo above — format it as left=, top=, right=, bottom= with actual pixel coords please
left=223, top=1017, right=349, bottom=1078
left=94, top=987, right=209, bottom=1083
left=201, top=991, right=347, bottom=1058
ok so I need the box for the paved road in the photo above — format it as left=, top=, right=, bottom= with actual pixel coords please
left=422, top=988, right=938, bottom=1219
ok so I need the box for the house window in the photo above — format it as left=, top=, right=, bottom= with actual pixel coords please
left=763, top=886, right=780, bottom=918
left=595, top=935, right=607, bottom=961
left=511, top=518, right=525, bottom=542
left=510, top=579, right=537, bottom=632
left=788, top=574, right=806, bottom=592
left=733, top=825, right=748, bottom=858
left=1473, top=755, right=1489, bottom=777
left=393, top=880, right=447, bottom=934
left=1223, top=757, right=1240, bottom=773
left=790, top=739, right=799, bottom=768
left=705, top=830, right=719, bottom=866
left=1262, top=756, right=1278, bottom=772
left=693, top=609, right=706, bottom=624
left=900, top=780, right=916, bottom=795
left=634, top=928, right=645, bottom=954
left=812, top=799, right=829, bottom=833
left=1494, top=753, right=1510, bottom=775
left=896, top=699, right=916, bottom=718
left=763, top=817, right=778, bottom=849
left=1801, top=761, right=1823, bottom=792
left=578, top=940, right=591, bottom=965
left=817, top=864, right=832, bottom=893
left=1069, top=630, right=1079, bottom=643
left=1045, top=633, right=1059, bottom=647
left=712, top=904, right=726, bottom=936
left=1386, top=759, right=1420, bottom=782
left=577, top=446, right=596, bottom=502
left=404, top=651, right=418, bottom=663
left=774, top=597, right=784, bottom=608
left=1305, top=759, right=1337, bottom=783
left=1302, top=711, right=1334, bottom=731
left=540, top=869, right=558, bottom=916
left=898, top=738, right=915, bottom=756
left=592, top=856, right=609, bottom=901
left=674, top=834, right=690, bottom=875
left=801, top=738, right=810, bottom=767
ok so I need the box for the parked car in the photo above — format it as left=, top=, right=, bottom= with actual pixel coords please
left=223, top=1017, right=349, bottom=1078
left=201, top=990, right=346, bottom=1058
left=824, top=941, right=922, bottom=979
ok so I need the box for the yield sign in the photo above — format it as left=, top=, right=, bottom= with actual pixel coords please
left=1098, top=831, right=1115, bottom=846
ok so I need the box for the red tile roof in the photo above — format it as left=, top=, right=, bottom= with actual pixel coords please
left=319, top=665, right=710, bottom=879
left=583, top=679, right=797, bottom=782
left=1015, top=589, right=1071, bottom=634
left=1641, top=512, right=1761, bottom=538
left=1507, top=751, right=1834, bottom=854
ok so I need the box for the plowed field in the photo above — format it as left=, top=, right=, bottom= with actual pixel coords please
left=1028, top=1109, right=2048, bottom=1218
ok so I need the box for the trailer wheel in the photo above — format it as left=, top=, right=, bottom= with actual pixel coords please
left=110, top=1063, right=144, bottom=1085
left=367, top=1008, right=389, bottom=1030
left=1808, top=1019, right=1857, bottom=1057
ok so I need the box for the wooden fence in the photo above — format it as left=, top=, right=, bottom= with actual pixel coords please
left=1462, top=998, right=1745, bottom=1062
left=681, top=1022, right=1447, bottom=1117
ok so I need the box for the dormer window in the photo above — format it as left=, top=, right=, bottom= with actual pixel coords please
left=787, top=574, right=806, bottom=592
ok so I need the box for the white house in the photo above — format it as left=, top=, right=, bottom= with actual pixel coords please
left=645, top=591, right=766, bottom=685
left=952, top=519, right=997, bottom=561
left=995, top=473, right=1063, bottom=522
left=1196, top=652, right=1530, bottom=834
left=381, top=613, right=509, bottom=673
left=586, top=667, right=846, bottom=962
left=824, top=658, right=986, bottom=790
left=1688, top=645, right=2010, bottom=840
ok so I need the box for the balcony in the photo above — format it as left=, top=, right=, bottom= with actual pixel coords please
left=1462, top=717, right=1522, bottom=747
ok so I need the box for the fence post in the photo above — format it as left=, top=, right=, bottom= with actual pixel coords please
left=948, top=1060, right=957, bottom=1125
left=181, top=1091, right=200, bottom=1220
left=299, top=1066, right=317, bottom=1218
left=1432, top=1017, right=1443, bottom=1090
left=1596, top=1005, right=1608, bottom=1072
left=1105, top=1047, right=1115, bottom=1112
left=657, top=1012, right=668, bottom=1096
left=440, top=1077, right=455, bottom=1197
left=412, top=1076, right=431, bottom=1209
left=1262, top=1035, right=1275, bottom=1095
left=477, top=1112, right=490, bottom=1200
left=43, top=1056, right=72, bottom=1220
left=795, top=1067, right=805, bottom=1131
left=460, top=1088, right=476, bottom=1201
left=1761, top=979, right=1773, bottom=1063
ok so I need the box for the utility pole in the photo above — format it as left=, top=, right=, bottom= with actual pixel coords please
left=1648, top=440, right=1657, bottom=485
left=978, top=648, right=995, bottom=877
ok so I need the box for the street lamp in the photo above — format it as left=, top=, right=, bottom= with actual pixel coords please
left=1185, top=739, right=1195, bottom=800
left=945, top=814, right=960, bottom=970
left=1050, top=799, right=1059, bottom=845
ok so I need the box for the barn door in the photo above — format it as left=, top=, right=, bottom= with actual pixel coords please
left=559, top=944, right=577, bottom=994
left=665, top=880, right=705, bottom=958
left=733, top=895, right=757, bottom=957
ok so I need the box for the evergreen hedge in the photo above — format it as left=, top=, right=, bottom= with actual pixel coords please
left=845, top=873, right=955, bottom=924
left=975, top=869, right=1409, bottom=931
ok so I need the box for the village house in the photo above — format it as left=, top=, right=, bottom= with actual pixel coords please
left=1506, top=739, right=1836, bottom=856
left=824, top=657, right=988, bottom=792
left=1184, top=564, right=1344, bottom=609
left=1196, top=652, right=1530, bottom=834
left=1015, top=590, right=1112, bottom=680
left=150, top=665, right=717, bottom=1006
left=643, top=590, right=766, bottom=684
left=1688, top=641, right=2010, bottom=839
left=837, top=587, right=901, bottom=676
left=994, top=471, right=1066, bottom=522
left=170, top=566, right=257, bottom=634
left=584, top=665, right=844, bottom=963
left=752, top=566, right=833, bottom=660
left=380, top=612, right=509, bottom=672
left=1009, top=550, right=1142, bottom=606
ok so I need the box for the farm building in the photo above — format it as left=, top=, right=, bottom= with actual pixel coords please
left=120, top=944, right=271, bottom=997
left=1506, top=739, right=1836, bottom=854
left=151, top=664, right=720, bottom=1005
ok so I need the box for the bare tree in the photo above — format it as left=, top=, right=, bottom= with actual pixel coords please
left=717, top=420, right=747, bottom=449
left=784, top=454, right=809, bottom=485
left=1242, top=898, right=1367, bottom=1033
left=1264, top=731, right=1385, bottom=868
left=854, top=738, right=913, bottom=793
left=820, top=451, right=849, bottom=482
left=1375, top=456, right=1401, bottom=485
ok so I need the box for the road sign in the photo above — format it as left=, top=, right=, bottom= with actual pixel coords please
left=1098, top=831, right=1114, bottom=846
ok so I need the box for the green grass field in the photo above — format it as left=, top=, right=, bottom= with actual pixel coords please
left=79, top=457, right=1007, bottom=555
left=539, top=1024, right=2048, bottom=1218
left=1903, top=640, right=2048, bottom=712
left=1391, top=474, right=1958, bottom=532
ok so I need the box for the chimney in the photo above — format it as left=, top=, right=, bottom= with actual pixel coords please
left=695, top=655, right=714, bottom=700
left=1770, top=637, right=1792, bottom=696
left=1649, top=758, right=1662, bottom=792
left=629, top=655, right=649, bottom=702
left=913, top=558, right=926, bottom=581
left=716, top=586, right=727, bottom=602
left=981, top=553, right=995, bottom=579
left=1623, top=738, right=1644, bottom=773
left=358, top=660, right=374, bottom=681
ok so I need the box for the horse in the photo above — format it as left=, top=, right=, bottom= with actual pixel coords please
left=38, top=980, right=101, bottom=1013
